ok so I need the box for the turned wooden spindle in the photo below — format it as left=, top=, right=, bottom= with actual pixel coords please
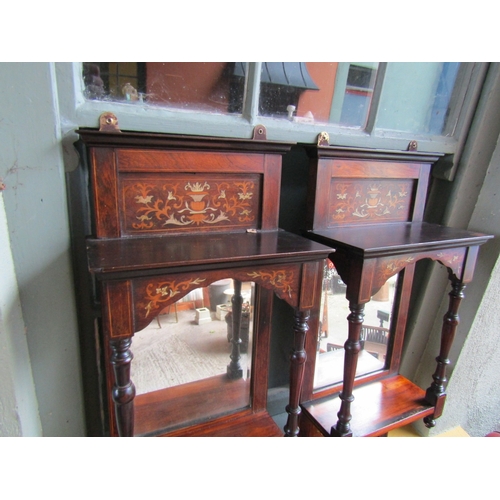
left=331, top=302, right=365, bottom=437
left=424, top=279, right=465, bottom=428
left=227, top=279, right=244, bottom=379
left=110, top=337, right=136, bottom=437
left=284, top=309, right=310, bottom=437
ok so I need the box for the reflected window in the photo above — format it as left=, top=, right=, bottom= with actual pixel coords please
left=256, top=62, right=462, bottom=135
left=83, top=62, right=145, bottom=100
left=258, top=62, right=379, bottom=126
left=83, top=62, right=246, bottom=114
left=338, top=63, right=378, bottom=127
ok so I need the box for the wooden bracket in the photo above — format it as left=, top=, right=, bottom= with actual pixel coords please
left=99, top=112, right=121, bottom=133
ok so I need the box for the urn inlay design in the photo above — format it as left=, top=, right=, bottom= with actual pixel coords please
left=329, top=179, right=415, bottom=225
left=121, top=174, right=261, bottom=234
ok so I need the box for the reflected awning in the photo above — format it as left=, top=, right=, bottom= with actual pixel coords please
left=234, top=62, right=319, bottom=91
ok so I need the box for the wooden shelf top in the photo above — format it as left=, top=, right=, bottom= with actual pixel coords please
left=300, top=375, right=435, bottom=437
left=87, top=230, right=333, bottom=278
left=134, top=374, right=252, bottom=437
left=134, top=374, right=283, bottom=437
left=162, top=410, right=283, bottom=437
left=307, top=222, right=492, bottom=258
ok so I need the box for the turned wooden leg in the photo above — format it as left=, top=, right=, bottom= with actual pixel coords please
left=331, top=302, right=365, bottom=437
left=284, top=309, right=310, bottom=437
left=424, top=279, right=465, bottom=428
left=227, top=280, right=243, bottom=379
left=110, top=337, right=136, bottom=437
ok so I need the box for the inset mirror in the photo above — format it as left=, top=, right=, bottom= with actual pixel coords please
left=313, top=259, right=396, bottom=391
left=131, top=279, right=254, bottom=434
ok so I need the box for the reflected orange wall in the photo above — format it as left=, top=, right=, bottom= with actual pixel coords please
left=145, top=62, right=338, bottom=119
left=297, top=63, right=338, bottom=122
left=146, top=62, right=229, bottom=111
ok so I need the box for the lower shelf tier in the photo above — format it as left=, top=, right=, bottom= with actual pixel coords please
left=299, top=374, right=435, bottom=437
left=134, top=372, right=283, bottom=436
left=161, top=409, right=283, bottom=437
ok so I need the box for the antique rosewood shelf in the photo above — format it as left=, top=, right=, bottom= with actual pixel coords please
left=299, top=134, right=492, bottom=437
left=75, top=115, right=332, bottom=437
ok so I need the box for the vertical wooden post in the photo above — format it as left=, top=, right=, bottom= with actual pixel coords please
left=227, top=279, right=243, bottom=379
left=110, top=337, right=136, bottom=437
left=285, top=309, right=310, bottom=437
left=331, top=302, right=365, bottom=437
left=424, top=279, right=465, bottom=428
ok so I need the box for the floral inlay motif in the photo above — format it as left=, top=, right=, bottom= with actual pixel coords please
left=144, top=277, right=206, bottom=317
left=123, top=176, right=259, bottom=232
left=329, top=179, right=414, bottom=224
left=437, top=251, right=463, bottom=276
left=374, top=256, right=415, bottom=289
left=247, top=270, right=294, bottom=298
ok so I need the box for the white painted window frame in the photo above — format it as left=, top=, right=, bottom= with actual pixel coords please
left=56, top=62, right=489, bottom=176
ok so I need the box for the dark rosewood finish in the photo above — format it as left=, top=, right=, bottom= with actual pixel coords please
left=90, top=232, right=330, bottom=436
left=331, top=302, right=365, bottom=437
left=424, top=279, right=466, bottom=427
left=227, top=280, right=244, bottom=379
left=163, top=409, right=283, bottom=437
left=284, top=309, right=310, bottom=437
left=109, top=338, right=135, bottom=437
left=300, top=138, right=492, bottom=437
left=300, top=375, right=435, bottom=437
left=78, top=120, right=331, bottom=437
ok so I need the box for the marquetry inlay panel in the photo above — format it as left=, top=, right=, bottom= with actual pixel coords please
left=328, top=178, right=415, bottom=225
left=120, top=174, right=262, bottom=234
left=132, top=265, right=301, bottom=332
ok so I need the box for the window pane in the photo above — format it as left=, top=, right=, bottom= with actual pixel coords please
left=82, top=62, right=246, bottom=114
left=257, top=62, right=379, bottom=128
left=257, top=62, right=462, bottom=136
left=375, top=62, right=461, bottom=135
left=83, top=62, right=465, bottom=139
left=332, top=62, right=379, bottom=128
